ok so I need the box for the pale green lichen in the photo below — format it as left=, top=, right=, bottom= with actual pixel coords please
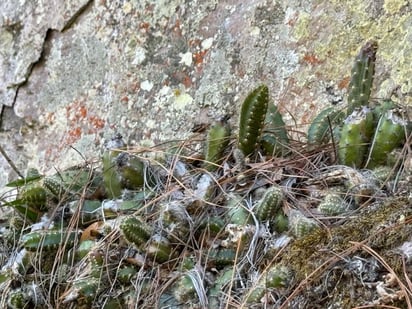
left=292, top=0, right=411, bottom=107
left=293, top=11, right=311, bottom=41
left=383, top=0, right=408, bottom=14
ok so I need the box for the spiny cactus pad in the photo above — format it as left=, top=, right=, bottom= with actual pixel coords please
left=238, top=84, right=269, bottom=156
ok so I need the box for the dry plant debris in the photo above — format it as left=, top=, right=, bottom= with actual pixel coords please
left=1, top=41, right=412, bottom=309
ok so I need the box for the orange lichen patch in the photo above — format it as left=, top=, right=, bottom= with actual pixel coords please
left=66, top=100, right=88, bottom=122
left=193, top=50, right=208, bottom=68
left=302, top=53, right=323, bottom=65
left=188, top=38, right=202, bottom=48
left=139, top=22, right=150, bottom=31
left=88, top=115, right=105, bottom=131
left=172, top=71, right=192, bottom=88
left=66, top=127, right=82, bottom=145
left=62, top=99, right=106, bottom=146
left=338, top=76, right=350, bottom=90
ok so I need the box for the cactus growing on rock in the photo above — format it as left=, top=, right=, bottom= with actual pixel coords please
left=338, top=107, right=375, bottom=167
left=238, top=85, right=269, bottom=156
left=347, top=40, right=378, bottom=115
left=254, top=185, right=284, bottom=223
left=365, top=109, right=408, bottom=169
left=307, top=106, right=345, bottom=145
left=204, top=119, right=231, bottom=171
left=261, top=103, right=290, bottom=156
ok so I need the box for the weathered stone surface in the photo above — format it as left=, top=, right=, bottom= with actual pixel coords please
left=0, top=0, right=411, bottom=186
left=0, top=0, right=92, bottom=107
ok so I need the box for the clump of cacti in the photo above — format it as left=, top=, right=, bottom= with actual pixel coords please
left=308, top=41, right=409, bottom=170
left=0, top=40, right=411, bottom=309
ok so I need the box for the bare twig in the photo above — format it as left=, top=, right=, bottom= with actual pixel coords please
left=0, top=144, right=23, bottom=178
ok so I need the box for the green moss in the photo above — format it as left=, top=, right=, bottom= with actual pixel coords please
left=293, top=12, right=311, bottom=40
left=276, top=197, right=412, bottom=306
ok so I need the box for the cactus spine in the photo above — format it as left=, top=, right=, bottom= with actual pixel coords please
left=288, top=209, right=319, bottom=238
left=347, top=40, right=378, bottom=115
left=238, top=85, right=269, bottom=156
left=20, top=186, right=47, bottom=211
left=120, top=216, right=152, bottom=248
left=317, top=193, right=350, bottom=216
left=254, top=185, right=284, bottom=222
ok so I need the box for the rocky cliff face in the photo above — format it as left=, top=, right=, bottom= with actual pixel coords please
left=0, top=0, right=411, bottom=185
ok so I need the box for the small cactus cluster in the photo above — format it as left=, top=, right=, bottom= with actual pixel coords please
left=307, top=41, right=410, bottom=169
left=0, top=41, right=411, bottom=308
left=245, top=264, right=292, bottom=304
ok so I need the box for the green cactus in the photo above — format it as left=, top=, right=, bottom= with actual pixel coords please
left=288, top=209, right=319, bottom=238
left=238, top=85, right=269, bottom=156
left=117, top=153, right=146, bottom=190
left=338, top=107, right=376, bottom=168
left=245, top=285, right=266, bottom=304
left=208, top=267, right=234, bottom=307
left=226, top=194, right=252, bottom=225
left=21, top=230, right=79, bottom=251
left=76, top=240, right=96, bottom=260
left=264, top=264, right=291, bottom=288
left=43, top=176, right=68, bottom=200
left=117, top=266, right=138, bottom=284
left=102, top=134, right=125, bottom=198
left=261, top=104, right=289, bottom=156
left=207, top=248, right=237, bottom=268
left=7, top=288, right=30, bottom=309
left=145, top=234, right=174, bottom=263
left=347, top=40, right=378, bottom=115
left=246, top=264, right=291, bottom=303
left=272, top=213, right=289, bottom=233
left=120, top=215, right=152, bottom=248
left=365, top=109, right=408, bottom=169
left=317, top=193, right=350, bottom=216
left=160, top=201, right=191, bottom=241
left=204, top=119, right=231, bottom=171
left=198, top=216, right=225, bottom=236
left=254, top=185, right=284, bottom=222
left=62, top=278, right=100, bottom=305
left=307, top=106, right=345, bottom=145
left=20, top=185, right=47, bottom=211
left=173, top=273, right=198, bottom=303
left=370, top=166, right=394, bottom=183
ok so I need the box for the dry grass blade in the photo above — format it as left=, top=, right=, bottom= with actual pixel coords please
left=351, top=241, right=412, bottom=309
